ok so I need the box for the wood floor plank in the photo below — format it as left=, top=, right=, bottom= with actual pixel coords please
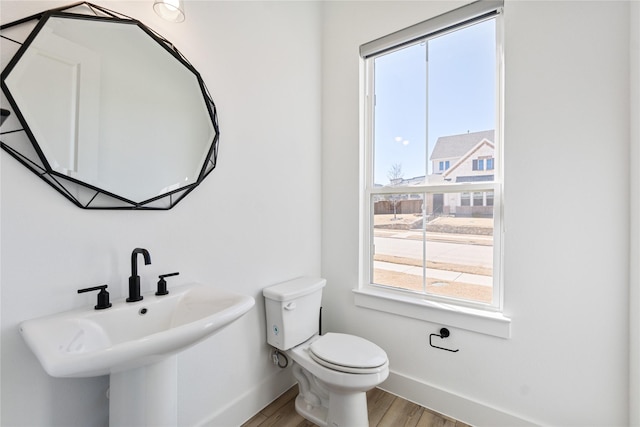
left=257, top=396, right=306, bottom=427
left=376, top=396, right=425, bottom=427
left=367, top=387, right=397, bottom=426
left=241, top=412, right=267, bottom=427
left=261, top=386, right=300, bottom=417
left=416, top=409, right=457, bottom=427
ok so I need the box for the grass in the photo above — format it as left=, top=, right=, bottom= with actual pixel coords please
left=373, top=268, right=493, bottom=303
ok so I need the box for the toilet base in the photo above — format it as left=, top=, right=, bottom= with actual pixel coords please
left=295, top=389, right=369, bottom=427
left=295, top=394, right=328, bottom=426
left=293, top=367, right=370, bottom=427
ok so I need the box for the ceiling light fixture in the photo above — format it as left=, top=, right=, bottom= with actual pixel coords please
left=153, top=0, right=185, bottom=23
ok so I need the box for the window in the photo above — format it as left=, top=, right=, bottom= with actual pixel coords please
left=473, top=159, right=485, bottom=171
left=486, top=190, right=494, bottom=206
left=487, top=157, right=495, bottom=170
left=359, top=1, right=505, bottom=322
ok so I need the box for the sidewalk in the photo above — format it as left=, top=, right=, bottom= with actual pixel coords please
left=374, top=228, right=493, bottom=246
left=374, top=260, right=492, bottom=287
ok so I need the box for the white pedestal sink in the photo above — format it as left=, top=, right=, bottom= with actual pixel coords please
left=109, top=357, right=179, bottom=426
left=19, top=283, right=255, bottom=426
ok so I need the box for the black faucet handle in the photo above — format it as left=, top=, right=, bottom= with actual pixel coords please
left=156, top=272, right=179, bottom=296
left=78, top=285, right=112, bottom=310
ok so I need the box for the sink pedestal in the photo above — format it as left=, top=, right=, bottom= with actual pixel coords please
left=109, top=356, right=178, bottom=426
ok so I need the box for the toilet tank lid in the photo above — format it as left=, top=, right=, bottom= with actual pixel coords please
left=263, top=277, right=326, bottom=301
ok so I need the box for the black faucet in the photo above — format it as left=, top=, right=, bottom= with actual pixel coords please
left=127, top=248, right=151, bottom=302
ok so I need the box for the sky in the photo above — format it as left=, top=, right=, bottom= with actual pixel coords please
left=373, top=18, right=496, bottom=185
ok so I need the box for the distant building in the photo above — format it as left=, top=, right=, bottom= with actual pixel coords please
left=429, top=130, right=495, bottom=217
left=376, top=130, right=495, bottom=218
left=431, top=130, right=495, bottom=181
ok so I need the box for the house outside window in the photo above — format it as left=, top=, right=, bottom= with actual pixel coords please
left=359, top=1, right=504, bottom=318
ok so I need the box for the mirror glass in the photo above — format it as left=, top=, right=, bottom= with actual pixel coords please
left=1, top=3, right=219, bottom=209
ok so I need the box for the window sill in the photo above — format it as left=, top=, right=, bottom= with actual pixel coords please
left=353, top=287, right=511, bottom=339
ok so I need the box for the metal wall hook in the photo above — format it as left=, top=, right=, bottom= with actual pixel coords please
left=429, top=328, right=459, bottom=353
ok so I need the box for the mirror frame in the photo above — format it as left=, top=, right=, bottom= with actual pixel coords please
left=0, top=2, right=219, bottom=210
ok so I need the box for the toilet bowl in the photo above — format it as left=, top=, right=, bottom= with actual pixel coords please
left=263, top=277, right=389, bottom=427
left=288, top=333, right=389, bottom=426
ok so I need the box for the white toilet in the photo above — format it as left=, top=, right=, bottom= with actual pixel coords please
left=263, top=277, right=389, bottom=427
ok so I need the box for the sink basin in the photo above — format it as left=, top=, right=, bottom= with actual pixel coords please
left=19, top=283, right=255, bottom=378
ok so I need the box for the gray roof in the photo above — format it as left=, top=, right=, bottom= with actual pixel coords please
left=430, top=130, right=494, bottom=160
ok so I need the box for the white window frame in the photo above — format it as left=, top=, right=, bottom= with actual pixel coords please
left=356, top=1, right=510, bottom=338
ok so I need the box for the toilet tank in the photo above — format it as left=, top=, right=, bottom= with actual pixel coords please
left=263, top=277, right=326, bottom=351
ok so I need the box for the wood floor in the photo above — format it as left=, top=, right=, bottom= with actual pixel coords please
left=242, top=386, right=471, bottom=427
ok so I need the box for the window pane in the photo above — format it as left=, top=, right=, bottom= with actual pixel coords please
left=428, top=18, right=496, bottom=184
left=425, top=199, right=493, bottom=304
left=373, top=43, right=427, bottom=187
left=372, top=192, right=493, bottom=304
left=486, top=191, right=494, bottom=206
left=473, top=191, right=483, bottom=206
left=372, top=193, right=426, bottom=291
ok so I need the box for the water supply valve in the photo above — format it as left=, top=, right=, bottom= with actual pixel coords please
left=270, top=348, right=289, bottom=368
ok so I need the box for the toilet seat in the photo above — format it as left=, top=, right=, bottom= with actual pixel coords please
left=309, top=333, right=387, bottom=374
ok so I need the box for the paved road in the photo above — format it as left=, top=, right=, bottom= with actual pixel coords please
left=373, top=234, right=493, bottom=269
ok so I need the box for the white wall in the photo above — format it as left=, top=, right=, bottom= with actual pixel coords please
left=0, top=1, right=321, bottom=426
left=321, top=1, right=630, bottom=425
left=630, top=1, right=640, bottom=424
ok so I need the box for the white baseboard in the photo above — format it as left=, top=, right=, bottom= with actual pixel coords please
left=194, top=368, right=537, bottom=427
left=381, top=370, right=539, bottom=427
left=194, top=370, right=295, bottom=427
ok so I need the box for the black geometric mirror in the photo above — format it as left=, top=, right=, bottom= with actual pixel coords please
left=0, top=2, right=219, bottom=209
